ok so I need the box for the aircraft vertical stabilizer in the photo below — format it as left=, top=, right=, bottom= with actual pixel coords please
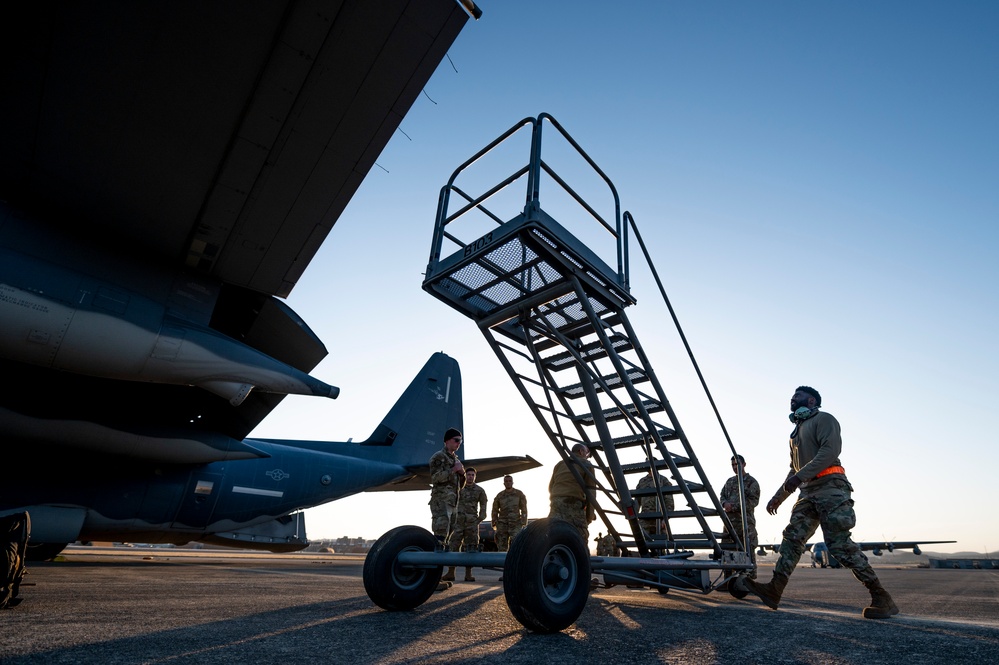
left=359, top=352, right=463, bottom=466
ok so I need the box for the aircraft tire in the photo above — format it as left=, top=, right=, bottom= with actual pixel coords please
left=503, top=518, right=590, bottom=633
left=25, top=542, right=68, bottom=562
left=727, top=574, right=750, bottom=599
left=363, top=525, right=442, bottom=611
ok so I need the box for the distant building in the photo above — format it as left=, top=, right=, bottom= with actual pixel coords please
left=928, top=558, right=999, bottom=570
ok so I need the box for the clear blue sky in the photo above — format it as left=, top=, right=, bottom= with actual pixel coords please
left=249, top=1, right=999, bottom=555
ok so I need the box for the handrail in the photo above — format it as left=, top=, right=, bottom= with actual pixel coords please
left=535, top=113, right=625, bottom=284
left=624, top=210, right=737, bottom=461
left=426, top=113, right=629, bottom=292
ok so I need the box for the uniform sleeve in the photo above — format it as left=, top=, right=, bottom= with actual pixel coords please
left=719, top=478, right=733, bottom=504
left=519, top=491, right=528, bottom=524
left=478, top=488, right=487, bottom=521
left=745, top=477, right=761, bottom=511
left=429, top=452, right=452, bottom=485
left=491, top=495, right=499, bottom=523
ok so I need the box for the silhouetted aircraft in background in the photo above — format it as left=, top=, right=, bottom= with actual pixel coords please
left=0, top=0, right=539, bottom=562
left=757, top=540, right=956, bottom=568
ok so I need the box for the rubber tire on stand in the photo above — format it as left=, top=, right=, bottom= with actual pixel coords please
left=363, top=525, right=442, bottom=611
left=503, top=518, right=591, bottom=633
left=727, top=573, right=749, bottom=599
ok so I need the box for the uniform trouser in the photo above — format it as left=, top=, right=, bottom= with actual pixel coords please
left=452, top=517, right=479, bottom=551
left=549, top=496, right=589, bottom=542
left=494, top=523, right=523, bottom=552
left=430, top=490, right=458, bottom=542
left=774, top=478, right=879, bottom=586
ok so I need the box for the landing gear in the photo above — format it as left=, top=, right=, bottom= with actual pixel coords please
left=25, top=542, right=67, bottom=562
left=503, top=519, right=591, bottom=633
left=363, top=526, right=442, bottom=611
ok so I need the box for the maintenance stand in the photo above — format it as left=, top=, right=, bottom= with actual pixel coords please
left=363, top=113, right=754, bottom=633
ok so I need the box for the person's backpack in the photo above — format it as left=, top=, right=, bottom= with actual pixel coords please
left=0, top=511, right=30, bottom=609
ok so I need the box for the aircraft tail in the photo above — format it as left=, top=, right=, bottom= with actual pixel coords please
left=357, top=351, right=543, bottom=491
left=357, top=352, right=462, bottom=469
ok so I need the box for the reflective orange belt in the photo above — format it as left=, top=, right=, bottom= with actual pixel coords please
left=815, top=465, right=845, bottom=478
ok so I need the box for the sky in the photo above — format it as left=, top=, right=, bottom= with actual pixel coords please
left=249, top=1, right=999, bottom=555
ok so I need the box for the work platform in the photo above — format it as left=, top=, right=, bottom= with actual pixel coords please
left=367, top=114, right=754, bottom=633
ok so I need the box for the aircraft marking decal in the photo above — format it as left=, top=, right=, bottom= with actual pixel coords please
left=265, top=469, right=290, bottom=481
left=232, top=486, right=284, bottom=498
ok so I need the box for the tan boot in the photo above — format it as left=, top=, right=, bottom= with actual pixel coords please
left=441, top=566, right=455, bottom=582
left=863, top=583, right=899, bottom=619
left=464, top=567, right=475, bottom=582
left=744, top=573, right=788, bottom=609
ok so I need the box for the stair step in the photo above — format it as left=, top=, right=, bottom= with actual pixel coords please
left=669, top=508, right=721, bottom=518
left=628, top=482, right=707, bottom=498
left=620, top=456, right=692, bottom=473
left=632, top=486, right=684, bottom=498
left=539, top=331, right=631, bottom=365
left=589, top=429, right=679, bottom=452
left=532, top=312, right=624, bottom=352
left=576, top=400, right=665, bottom=426
left=557, top=369, right=649, bottom=399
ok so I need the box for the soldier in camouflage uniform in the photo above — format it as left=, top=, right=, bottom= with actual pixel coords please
left=720, top=454, right=761, bottom=577
left=595, top=532, right=617, bottom=557
left=635, top=468, right=674, bottom=538
left=451, top=467, right=487, bottom=581
left=745, top=386, right=899, bottom=619
left=491, top=475, right=528, bottom=551
left=548, top=443, right=597, bottom=543
left=428, top=428, right=464, bottom=559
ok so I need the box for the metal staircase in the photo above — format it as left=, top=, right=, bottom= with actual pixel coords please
left=423, top=114, right=750, bottom=580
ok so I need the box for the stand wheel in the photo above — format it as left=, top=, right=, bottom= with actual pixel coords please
left=363, top=525, right=442, bottom=610
left=503, top=518, right=590, bottom=633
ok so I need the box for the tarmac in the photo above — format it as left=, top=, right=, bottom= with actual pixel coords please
left=1, top=546, right=997, bottom=664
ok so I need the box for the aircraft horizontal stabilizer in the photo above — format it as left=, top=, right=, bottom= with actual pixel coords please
left=368, top=455, right=543, bottom=492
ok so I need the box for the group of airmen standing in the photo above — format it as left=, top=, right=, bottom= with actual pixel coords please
left=425, top=383, right=899, bottom=620
left=427, top=428, right=758, bottom=581
left=428, top=428, right=528, bottom=582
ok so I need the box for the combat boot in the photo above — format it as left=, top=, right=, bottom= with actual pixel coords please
left=863, top=582, right=899, bottom=619
left=464, top=566, right=475, bottom=582
left=744, top=573, right=788, bottom=610
left=441, top=566, right=456, bottom=582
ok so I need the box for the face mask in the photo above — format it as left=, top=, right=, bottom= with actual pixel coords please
left=789, top=406, right=817, bottom=423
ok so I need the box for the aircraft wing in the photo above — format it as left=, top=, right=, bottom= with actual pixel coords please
left=367, top=455, right=543, bottom=491
left=0, top=1, right=474, bottom=442
left=757, top=540, right=956, bottom=555
left=855, top=540, right=956, bottom=554
left=1, top=0, right=470, bottom=298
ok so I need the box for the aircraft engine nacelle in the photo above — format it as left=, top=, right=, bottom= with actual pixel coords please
left=872, top=547, right=882, bottom=556
left=913, top=545, right=921, bottom=555
left=0, top=249, right=338, bottom=405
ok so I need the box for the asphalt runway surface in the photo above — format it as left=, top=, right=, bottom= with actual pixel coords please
left=2, top=547, right=997, bottom=664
